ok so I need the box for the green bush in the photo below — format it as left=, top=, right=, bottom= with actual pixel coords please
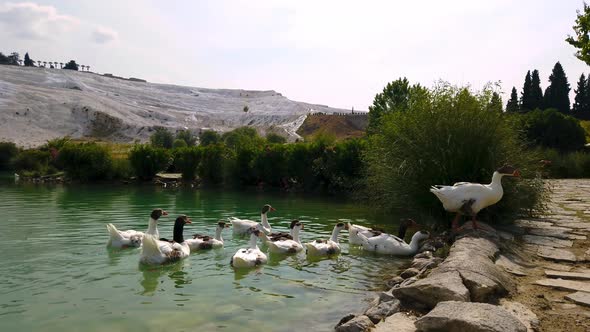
left=56, top=143, right=113, bottom=181
left=198, top=144, right=226, bottom=184
left=0, top=142, right=18, bottom=170
left=172, top=139, right=188, bottom=148
left=129, top=144, right=172, bottom=180
left=13, top=149, right=50, bottom=173
left=254, top=144, right=289, bottom=186
left=364, top=82, right=548, bottom=223
left=515, top=109, right=586, bottom=152
left=222, top=127, right=264, bottom=150
left=173, top=147, right=202, bottom=180
left=541, top=149, right=590, bottom=178
left=176, top=130, right=197, bottom=146
left=199, top=130, right=220, bottom=146
left=150, top=127, right=174, bottom=149
left=266, top=133, right=287, bottom=144
left=111, top=158, right=133, bottom=179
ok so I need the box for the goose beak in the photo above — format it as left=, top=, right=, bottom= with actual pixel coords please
left=512, top=170, right=521, bottom=177
left=186, top=218, right=192, bottom=224
left=163, top=211, right=169, bottom=216
left=270, top=207, right=276, bottom=212
left=225, top=224, right=231, bottom=228
left=344, top=224, right=350, bottom=230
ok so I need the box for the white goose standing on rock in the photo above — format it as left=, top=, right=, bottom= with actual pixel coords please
left=229, top=204, right=275, bottom=236
left=106, top=209, right=168, bottom=248
left=430, top=164, right=520, bottom=232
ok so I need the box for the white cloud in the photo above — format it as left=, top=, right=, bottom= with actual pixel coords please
left=0, top=2, right=79, bottom=39
left=92, top=26, right=118, bottom=44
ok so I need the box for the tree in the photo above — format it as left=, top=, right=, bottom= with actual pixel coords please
left=0, top=52, right=8, bottom=64
left=63, top=60, right=79, bottom=70
left=530, top=70, right=544, bottom=110
left=37, top=60, right=41, bottom=67
left=266, top=133, right=287, bottom=144
left=199, top=130, right=220, bottom=146
left=176, top=129, right=197, bottom=146
left=573, top=73, right=589, bottom=113
left=487, top=92, right=503, bottom=112
left=520, top=71, right=534, bottom=111
left=506, top=87, right=520, bottom=113
left=24, top=53, right=34, bottom=66
left=566, top=3, right=590, bottom=66
left=243, top=105, right=249, bottom=113
left=149, top=127, right=174, bottom=148
left=59, top=62, right=63, bottom=69
left=543, top=62, right=571, bottom=113
left=518, top=109, right=586, bottom=151
left=87, top=65, right=90, bottom=72
left=367, top=77, right=428, bottom=134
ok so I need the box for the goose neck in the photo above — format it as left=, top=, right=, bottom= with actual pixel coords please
left=146, top=218, right=159, bottom=237
left=260, top=213, right=271, bottom=231
left=490, top=171, right=504, bottom=187
left=215, top=227, right=223, bottom=241
left=291, top=228, right=301, bottom=243
left=249, top=233, right=259, bottom=249
left=330, top=228, right=341, bottom=242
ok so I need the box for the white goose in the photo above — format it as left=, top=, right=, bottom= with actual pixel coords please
left=230, top=228, right=267, bottom=268
left=357, top=230, right=430, bottom=256
left=185, top=221, right=230, bottom=251
left=229, top=204, right=275, bottom=235
left=140, top=215, right=191, bottom=265
left=430, top=165, right=520, bottom=231
left=348, top=218, right=419, bottom=246
left=260, top=220, right=304, bottom=254
left=305, top=223, right=347, bottom=256
left=106, top=209, right=168, bottom=248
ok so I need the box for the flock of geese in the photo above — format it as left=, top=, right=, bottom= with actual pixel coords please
left=106, top=165, right=520, bottom=268
left=106, top=205, right=430, bottom=268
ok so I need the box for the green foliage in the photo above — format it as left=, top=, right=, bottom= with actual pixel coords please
left=13, top=149, right=50, bottom=173
left=222, top=127, right=264, bottom=150
left=506, top=87, right=520, bottom=113
left=540, top=149, right=590, bottom=178
left=516, top=109, right=586, bottom=151
left=573, top=73, right=590, bottom=113
left=43, top=137, right=71, bottom=151
left=199, top=130, right=220, bottom=146
left=56, top=143, right=113, bottom=181
left=520, top=70, right=534, bottom=111
left=176, top=130, right=197, bottom=147
left=172, top=139, right=187, bottom=148
left=566, top=3, right=590, bottom=66
left=243, top=105, right=249, bottom=113
left=173, top=147, right=201, bottom=180
left=544, top=62, right=571, bottom=113
left=198, top=144, right=226, bottom=184
left=266, top=133, right=287, bottom=144
left=129, top=144, right=172, bottom=180
left=63, top=60, right=79, bottom=70
left=530, top=70, right=544, bottom=110
left=0, top=142, right=18, bottom=170
left=364, top=82, right=547, bottom=223
left=150, top=127, right=174, bottom=148
left=111, top=158, right=133, bottom=179
left=487, top=92, right=503, bottom=113
left=367, top=78, right=428, bottom=134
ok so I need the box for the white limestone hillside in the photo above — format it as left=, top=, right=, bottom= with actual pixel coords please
left=0, top=65, right=347, bottom=147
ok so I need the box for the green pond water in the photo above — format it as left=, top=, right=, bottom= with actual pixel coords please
left=0, top=182, right=409, bottom=331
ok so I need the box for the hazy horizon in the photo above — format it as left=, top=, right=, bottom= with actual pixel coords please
left=1, top=0, right=588, bottom=110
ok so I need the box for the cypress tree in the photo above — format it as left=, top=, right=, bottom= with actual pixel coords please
left=573, top=73, right=588, bottom=113
left=506, top=87, right=519, bottom=113
left=530, top=70, right=544, bottom=110
left=487, top=92, right=503, bottom=112
left=543, top=62, right=571, bottom=113
left=520, top=71, right=533, bottom=111
left=23, top=52, right=34, bottom=66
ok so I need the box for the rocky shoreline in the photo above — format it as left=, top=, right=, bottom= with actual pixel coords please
left=335, top=179, right=590, bottom=332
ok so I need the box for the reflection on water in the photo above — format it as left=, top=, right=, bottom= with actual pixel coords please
left=0, top=183, right=410, bottom=332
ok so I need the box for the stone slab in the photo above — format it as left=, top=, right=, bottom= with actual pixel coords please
left=495, top=255, right=528, bottom=276
left=374, top=312, right=417, bottom=332
left=565, top=291, right=590, bottom=307
left=534, top=278, right=590, bottom=293
left=500, top=300, right=539, bottom=332
left=537, top=247, right=578, bottom=262
left=522, top=235, right=573, bottom=248
left=545, top=270, right=590, bottom=281
left=526, top=227, right=572, bottom=239
left=558, top=223, right=590, bottom=230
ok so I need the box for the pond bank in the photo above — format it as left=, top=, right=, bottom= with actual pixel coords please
left=335, top=179, right=590, bottom=332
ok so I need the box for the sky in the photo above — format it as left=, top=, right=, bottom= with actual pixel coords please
left=0, top=0, right=588, bottom=110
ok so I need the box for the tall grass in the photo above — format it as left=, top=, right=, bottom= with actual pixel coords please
left=364, top=83, right=549, bottom=223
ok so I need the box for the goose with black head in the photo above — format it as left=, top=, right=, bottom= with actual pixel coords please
left=229, top=204, right=276, bottom=235
left=230, top=227, right=268, bottom=268
left=259, top=220, right=304, bottom=254
left=305, top=222, right=348, bottom=256
left=140, top=215, right=191, bottom=265
left=185, top=221, right=230, bottom=251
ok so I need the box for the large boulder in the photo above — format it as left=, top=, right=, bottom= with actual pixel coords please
left=392, top=271, right=470, bottom=309
left=414, top=301, right=527, bottom=332
left=436, top=237, right=515, bottom=302
left=374, top=312, right=417, bottom=332
left=334, top=315, right=375, bottom=332
left=365, top=298, right=401, bottom=323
